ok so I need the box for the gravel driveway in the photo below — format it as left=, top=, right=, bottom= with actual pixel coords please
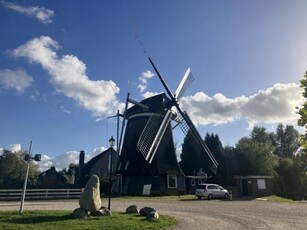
left=1, top=197, right=306, bottom=230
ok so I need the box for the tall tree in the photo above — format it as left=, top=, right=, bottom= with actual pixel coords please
left=298, top=71, right=307, bottom=149
left=222, top=146, right=237, bottom=186
left=250, top=126, right=275, bottom=146
left=204, top=133, right=227, bottom=185
left=273, top=123, right=300, bottom=157
left=180, top=131, right=222, bottom=176
left=274, top=157, right=305, bottom=199
left=180, top=130, right=199, bottom=175
left=0, top=149, right=39, bottom=187
left=235, top=130, right=278, bottom=176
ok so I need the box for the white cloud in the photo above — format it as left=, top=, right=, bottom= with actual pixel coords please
left=180, top=83, right=303, bottom=127
left=0, top=144, right=22, bottom=156
left=6, top=144, right=22, bottom=153
left=138, top=70, right=154, bottom=95
left=1, top=0, right=54, bottom=24
left=38, top=147, right=107, bottom=172
left=9, top=36, right=125, bottom=117
left=0, top=68, right=33, bottom=93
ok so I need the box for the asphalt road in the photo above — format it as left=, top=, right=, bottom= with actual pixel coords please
left=1, top=198, right=306, bottom=229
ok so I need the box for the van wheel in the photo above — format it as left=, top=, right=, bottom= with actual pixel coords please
left=197, top=196, right=202, bottom=200
left=208, top=194, right=213, bottom=200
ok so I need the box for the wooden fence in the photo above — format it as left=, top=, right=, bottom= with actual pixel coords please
left=0, top=188, right=83, bottom=200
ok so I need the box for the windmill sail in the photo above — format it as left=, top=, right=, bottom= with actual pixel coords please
left=175, top=68, right=194, bottom=100
left=148, top=57, right=218, bottom=174
left=137, top=110, right=173, bottom=163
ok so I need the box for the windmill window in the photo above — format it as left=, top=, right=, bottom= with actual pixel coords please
left=167, top=174, right=177, bottom=188
left=125, top=161, right=130, bottom=171
left=198, top=179, right=204, bottom=185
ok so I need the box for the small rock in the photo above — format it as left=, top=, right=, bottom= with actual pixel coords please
left=146, top=211, right=159, bottom=221
left=91, top=208, right=112, bottom=216
left=104, top=209, right=112, bottom=216
left=126, top=205, right=139, bottom=214
left=91, top=209, right=105, bottom=216
left=72, top=208, right=88, bottom=219
left=140, top=207, right=156, bottom=216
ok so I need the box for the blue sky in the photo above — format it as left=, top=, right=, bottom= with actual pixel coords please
left=0, top=0, right=306, bottom=171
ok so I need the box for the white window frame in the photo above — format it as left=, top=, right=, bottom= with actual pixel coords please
left=191, top=179, right=195, bottom=186
left=257, top=179, right=266, bottom=190
left=167, top=174, right=177, bottom=188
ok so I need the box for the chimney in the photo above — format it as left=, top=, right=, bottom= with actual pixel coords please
left=79, top=150, right=85, bottom=171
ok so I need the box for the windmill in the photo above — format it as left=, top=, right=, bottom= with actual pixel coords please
left=115, top=58, right=218, bottom=195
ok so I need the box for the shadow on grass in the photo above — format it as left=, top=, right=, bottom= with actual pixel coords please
left=5, top=214, right=72, bottom=225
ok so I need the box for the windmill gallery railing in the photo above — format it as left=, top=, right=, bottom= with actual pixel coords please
left=0, top=188, right=83, bottom=200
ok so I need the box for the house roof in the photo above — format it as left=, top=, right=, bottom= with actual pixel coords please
left=38, top=166, right=57, bottom=177
left=80, top=147, right=116, bottom=175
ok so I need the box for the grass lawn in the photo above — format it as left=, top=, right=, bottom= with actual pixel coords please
left=259, top=195, right=295, bottom=203
left=0, top=210, right=177, bottom=230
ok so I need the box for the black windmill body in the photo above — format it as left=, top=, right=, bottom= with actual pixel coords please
left=117, top=93, right=185, bottom=195
left=116, top=58, right=218, bottom=196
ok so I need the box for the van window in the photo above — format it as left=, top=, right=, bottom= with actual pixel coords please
left=196, top=184, right=206, bottom=190
left=208, top=185, right=217, bottom=189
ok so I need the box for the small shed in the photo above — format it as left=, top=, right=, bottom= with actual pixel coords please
left=185, top=168, right=210, bottom=194
left=185, top=175, right=208, bottom=194
left=234, top=175, right=273, bottom=197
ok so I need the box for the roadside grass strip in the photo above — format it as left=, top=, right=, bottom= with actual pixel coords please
left=0, top=210, right=177, bottom=230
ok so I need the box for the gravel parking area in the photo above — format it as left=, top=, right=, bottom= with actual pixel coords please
left=1, top=198, right=306, bottom=230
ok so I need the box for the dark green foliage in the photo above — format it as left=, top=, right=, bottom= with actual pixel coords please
left=0, top=149, right=39, bottom=188
left=235, top=136, right=278, bottom=176
left=204, top=133, right=227, bottom=186
left=274, top=157, right=306, bottom=199
left=298, top=72, right=307, bottom=148
left=179, top=131, right=224, bottom=178
left=179, top=123, right=304, bottom=198
left=273, top=124, right=300, bottom=157
left=179, top=130, right=199, bottom=175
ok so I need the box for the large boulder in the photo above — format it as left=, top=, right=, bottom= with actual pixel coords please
left=79, top=174, right=102, bottom=212
left=140, top=207, right=156, bottom=216
left=126, top=205, right=139, bottom=214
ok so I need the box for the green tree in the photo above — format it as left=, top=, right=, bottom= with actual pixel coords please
left=180, top=130, right=199, bottom=175
left=274, top=157, right=305, bottom=199
left=251, top=126, right=272, bottom=144
left=204, top=133, right=227, bottom=185
left=235, top=132, right=278, bottom=176
left=298, top=71, right=307, bottom=149
left=222, top=146, right=237, bottom=186
left=180, top=131, right=222, bottom=177
left=0, top=149, right=39, bottom=187
left=273, top=123, right=300, bottom=157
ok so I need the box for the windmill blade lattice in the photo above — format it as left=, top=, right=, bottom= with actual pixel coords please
left=175, top=112, right=218, bottom=174
left=137, top=110, right=173, bottom=163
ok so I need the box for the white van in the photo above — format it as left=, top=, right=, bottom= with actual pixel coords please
left=195, top=183, right=229, bottom=200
